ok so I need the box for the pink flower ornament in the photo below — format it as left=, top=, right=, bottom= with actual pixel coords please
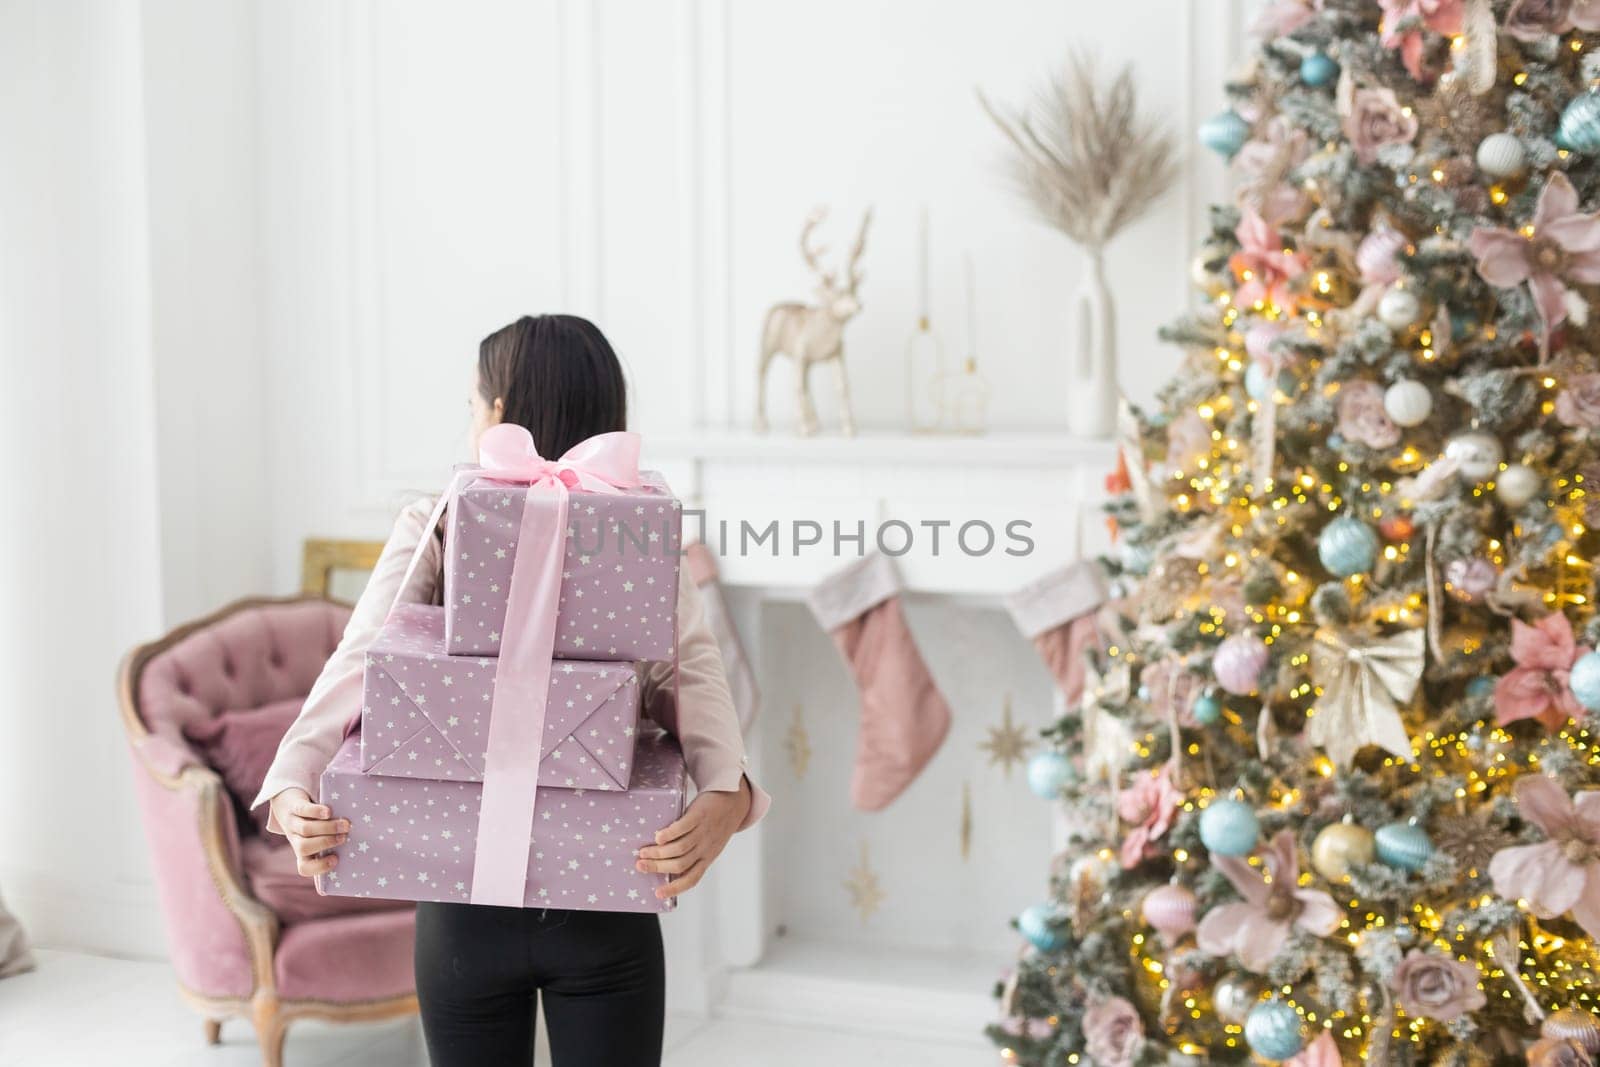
left=1197, top=831, right=1343, bottom=972
left=1469, top=173, right=1600, bottom=358
left=1343, top=86, right=1420, bottom=164
left=1251, top=0, right=1323, bottom=38
left=1493, top=612, right=1591, bottom=732
left=1390, top=949, right=1486, bottom=1022
left=1336, top=379, right=1401, bottom=449
left=1489, top=774, right=1600, bottom=938
left=1507, top=0, right=1600, bottom=37
left=1116, top=763, right=1184, bottom=869
left=1231, top=211, right=1310, bottom=311
left=1287, top=1032, right=1342, bottom=1067
left=1082, top=995, right=1145, bottom=1067
left=1572, top=0, right=1600, bottom=31
left=1378, top=0, right=1464, bottom=79
left=1556, top=373, right=1600, bottom=429
left=1234, top=118, right=1311, bottom=227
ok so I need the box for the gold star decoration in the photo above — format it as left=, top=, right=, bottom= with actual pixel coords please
left=978, top=695, right=1032, bottom=777
left=843, top=840, right=886, bottom=922
left=784, top=703, right=812, bottom=779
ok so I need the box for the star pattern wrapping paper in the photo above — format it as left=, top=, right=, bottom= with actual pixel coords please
left=318, top=727, right=687, bottom=912
left=359, top=604, right=641, bottom=791
left=442, top=471, right=682, bottom=660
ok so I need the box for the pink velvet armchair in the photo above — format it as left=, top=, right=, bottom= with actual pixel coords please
left=117, top=596, right=418, bottom=1067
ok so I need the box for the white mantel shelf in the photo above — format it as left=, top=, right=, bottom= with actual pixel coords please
left=644, top=427, right=1118, bottom=598
left=645, top=427, right=1117, bottom=467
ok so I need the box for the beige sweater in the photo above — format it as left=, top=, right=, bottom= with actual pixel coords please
left=252, top=497, right=770, bottom=834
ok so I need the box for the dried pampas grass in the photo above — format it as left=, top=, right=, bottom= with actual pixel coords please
left=979, top=53, right=1179, bottom=252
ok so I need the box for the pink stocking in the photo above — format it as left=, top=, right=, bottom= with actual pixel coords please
left=1006, top=561, right=1108, bottom=704
left=808, top=554, right=951, bottom=812
left=685, top=542, right=760, bottom=734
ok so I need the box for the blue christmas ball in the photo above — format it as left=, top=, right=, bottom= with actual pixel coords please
left=1192, top=692, right=1224, bottom=726
left=1375, top=821, right=1433, bottom=872
left=1245, top=999, right=1306, bottom=1060
left=1120, top=541, right=1154, bottom=575
left=1199, top=109, right=1250, bottom=159
left=1572, top=651, right=1600, bottom=712
left=1466, top=675, right=1497, bottom=698
left=1559, top=93, right=1600, bottom=153
left=1326, top=432, right=1345, bottom=450
left=1026, top=751, right=1076, bottom=800
left=1300, top=52, right=1339, bottom=87
left=1200, top=798, right=1260, bottom=857
left=1318, top=516, right=1379, bottom=578
left=1245, top=362, right=1295, bottom=402
left=1018, top=902, right=1067, bottom=952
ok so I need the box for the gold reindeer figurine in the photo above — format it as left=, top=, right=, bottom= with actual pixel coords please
left=755, top=206, right=872, bottom=436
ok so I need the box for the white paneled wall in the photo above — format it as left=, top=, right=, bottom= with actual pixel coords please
left=255, top=0, right=1250, bottom=577
left=1, top=0, right=1257, bottom=968
left=0, top=0, right=167, bottom=955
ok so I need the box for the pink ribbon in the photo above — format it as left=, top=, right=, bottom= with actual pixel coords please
left=386, top=423, right=642, bottom=906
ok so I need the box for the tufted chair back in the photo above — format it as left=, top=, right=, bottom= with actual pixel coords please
left=134, top=600, right=350, bottom=754
left=119, top=592, right=418, bottom=1067
left=118, top=598, right=357, bottom=1006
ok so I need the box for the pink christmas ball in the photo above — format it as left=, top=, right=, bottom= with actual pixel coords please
left=1445, top=557, right=1498, bottom=602
left=1356, top=227, right=1407, bottom=285
left=1244, top=322, right=1287, bottom=364
left=1142, top=884, right=1198, bottom=940
left=1214, top=633, right=1270, bottom=695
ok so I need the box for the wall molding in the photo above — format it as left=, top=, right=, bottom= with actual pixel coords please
left=2, top=864, right=166, bottom=960
left=557, top=0, right=604, bottom=322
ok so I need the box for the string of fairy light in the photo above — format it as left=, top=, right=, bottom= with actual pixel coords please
left=1053, top=189, right=1600, bottom=1060
left=997, top=28, right=1600, bottom=1066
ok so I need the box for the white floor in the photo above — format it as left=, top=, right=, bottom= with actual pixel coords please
left=0, top=950, right=989, bottom=1066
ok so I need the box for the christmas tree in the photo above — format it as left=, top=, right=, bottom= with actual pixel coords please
left=991, top=2, right=1600, bottom=1064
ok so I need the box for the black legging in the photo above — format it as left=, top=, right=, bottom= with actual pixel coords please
left=414, top=901, right=665, bottom=1067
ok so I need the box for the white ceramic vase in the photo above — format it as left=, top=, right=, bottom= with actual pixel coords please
left=1066, top=249, right=1118, bottom=438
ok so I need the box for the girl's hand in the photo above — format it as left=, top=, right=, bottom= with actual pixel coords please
left=267, top=787, right=350, bottom=878
left=635, top=777, right=753, bottom=900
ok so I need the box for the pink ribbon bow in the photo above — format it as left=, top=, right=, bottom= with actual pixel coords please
left=475, top=423, right=643, bottom=495
left=387, top=424, right=643, bottom=906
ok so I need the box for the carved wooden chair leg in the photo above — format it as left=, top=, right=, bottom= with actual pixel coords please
left=204, top=1018, right=222, bottom=1045
left=253, top=995, right=287, bottom=1067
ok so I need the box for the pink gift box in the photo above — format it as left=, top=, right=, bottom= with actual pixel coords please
left=317, top=727, right=687, bottom=912
left=443, top=471, right=682, bottom=659
left=360, top=604, right=642, bottom=791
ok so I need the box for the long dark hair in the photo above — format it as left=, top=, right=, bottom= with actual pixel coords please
left=477, top=314, right=628, bottom=457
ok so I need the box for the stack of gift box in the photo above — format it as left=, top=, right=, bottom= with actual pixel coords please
left=316, top=467, right=685, bottom=912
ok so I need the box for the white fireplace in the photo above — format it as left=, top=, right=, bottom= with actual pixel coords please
left=646, top=430, right=1115, bottom=1044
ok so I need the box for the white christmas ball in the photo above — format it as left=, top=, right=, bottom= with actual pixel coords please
left=1377, top=287, right=1424, bottom=330
left=1476, top=132, right=1527, bottom=179
left=1446, top=431, right=1504, bottom=482
left=1497, top=463, right=1542, bottom=507
left=1383, top=379, right=1433, bottom=427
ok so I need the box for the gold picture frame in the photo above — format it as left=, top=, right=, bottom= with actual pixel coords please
left=300, top=539, right=385, bottom=603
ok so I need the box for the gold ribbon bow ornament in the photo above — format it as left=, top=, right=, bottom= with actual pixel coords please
left=1309, top=627, right=1425, bottom=769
